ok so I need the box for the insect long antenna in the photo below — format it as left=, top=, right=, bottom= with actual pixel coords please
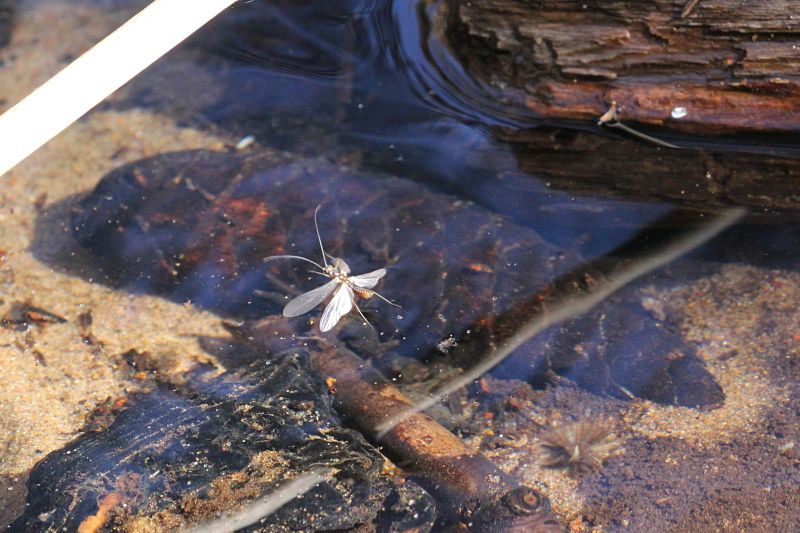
left=308, top=269, right=331, bottom=278
left=371, top=290, right=401, bottom=308
left=263, top=254, right=326, bottom=271
left=353, top=301, right=374, bottom=329
left=313, top=205, right=329, bottom=268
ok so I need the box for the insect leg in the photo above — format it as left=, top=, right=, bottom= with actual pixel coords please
left=370, top=289, right=401, bottom=308
left=353, top=300, right=374, bottom=329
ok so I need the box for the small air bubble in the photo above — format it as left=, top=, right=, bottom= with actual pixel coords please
left=670, top=106, right=687, bottom=119
left=397, top=314, right=404, bottom=320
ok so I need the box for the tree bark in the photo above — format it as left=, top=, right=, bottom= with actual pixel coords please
left=445, top=0, right=800, bottom=134
left=496, top=126, right=800, bottom=211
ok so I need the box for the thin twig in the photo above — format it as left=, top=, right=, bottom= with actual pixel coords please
left=605, top=121, right=682, bottom=149
left=682, top=0, right=702, bottom=18
left=597, top=101, right=681, bottom=149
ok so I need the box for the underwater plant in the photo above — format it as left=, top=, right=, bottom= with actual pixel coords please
left=539, top=419, right=622, bottom=475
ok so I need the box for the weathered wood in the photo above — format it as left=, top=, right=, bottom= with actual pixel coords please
left=445, top=0, right=800, bottom=133
left=225, top=320, right=566, bottom=532
left=496, top=126, right=800, bottom=211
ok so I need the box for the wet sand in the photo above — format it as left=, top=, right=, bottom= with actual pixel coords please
left=464, top=262, right=800, bottom=531
left=1, top=2, right=798, bottom=531
left=0, top=2, right=237, bottom=526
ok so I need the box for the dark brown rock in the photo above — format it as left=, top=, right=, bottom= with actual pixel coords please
left=69, top=149, right=722, bottom=407
left=12, top=354, right=436, bottom=532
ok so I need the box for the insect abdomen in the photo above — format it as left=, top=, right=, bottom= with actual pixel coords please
left=352, top=287, right=374, bottom=299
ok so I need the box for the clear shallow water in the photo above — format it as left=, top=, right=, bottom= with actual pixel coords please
left=3, top=1, right=800, bottom=531
left=161, top=0, right=684, bottom=254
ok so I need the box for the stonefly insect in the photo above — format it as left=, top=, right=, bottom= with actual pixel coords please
left=263, top=206, right=399, bottom=332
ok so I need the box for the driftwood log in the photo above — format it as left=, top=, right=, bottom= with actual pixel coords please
left=494, top=126, right=800, bottom=212
left=439, top=0, right=800, bottom=211
left=444, top=0, right=800, bottom=134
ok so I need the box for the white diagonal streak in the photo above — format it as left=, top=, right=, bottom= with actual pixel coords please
left=375, top=207, right=747, bottom=438
left=0, top=0, right=238, bottom=177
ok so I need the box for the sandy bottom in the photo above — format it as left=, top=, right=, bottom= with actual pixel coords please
left=0, top=2, right=798, bottom=532
left=0, top=2, right=238, bottom=526
left=464, top=263, right=799, bottom=531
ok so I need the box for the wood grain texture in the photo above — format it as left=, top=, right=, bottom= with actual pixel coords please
left=446, top=0, right=800, bottom=132
left=497, top=126, right=800, bottom=210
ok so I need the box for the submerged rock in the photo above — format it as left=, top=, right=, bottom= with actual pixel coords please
left=69, top=149, right=723, bottom=407
left=18, top=148, right=727, bottom=530
left=12, top=353, right=435, bottom=532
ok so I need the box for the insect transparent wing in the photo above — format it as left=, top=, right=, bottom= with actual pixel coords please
left=330, top=256, right=351, bottom=275
left=319, top=284, right=354, bottom=332
left=349, top=268, right=386, bottom=289
left=283, top=279, right=338, bottom=318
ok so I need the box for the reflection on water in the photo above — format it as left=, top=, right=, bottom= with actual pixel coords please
left=69, top=151, right=730, bottom=409
left=125, top=0, right=679, bottom=257
left=4, top=0, right=800, bottom=531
